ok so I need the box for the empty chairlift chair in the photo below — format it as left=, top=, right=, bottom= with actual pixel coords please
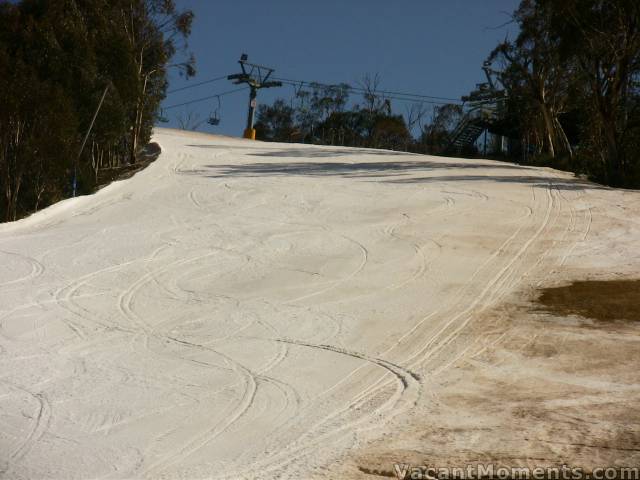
left=208, top=96, right=222, bottom=126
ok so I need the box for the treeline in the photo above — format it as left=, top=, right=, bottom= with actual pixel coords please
left=254, top=81, right=485, bottom=155
left=0, top=0, right=194, bottom=222
left=254, top=77, right=415, bottom=152
left=489, top=0, right=640, bottom=188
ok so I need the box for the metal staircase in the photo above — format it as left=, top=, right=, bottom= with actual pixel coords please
left=447, top=105, right=498, bottom=152
left=446, top=60, right=506, bottom=154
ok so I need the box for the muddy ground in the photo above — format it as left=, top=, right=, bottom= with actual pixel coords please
left=334, top=280, right=640, bottom=479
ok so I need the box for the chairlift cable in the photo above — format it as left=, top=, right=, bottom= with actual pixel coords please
left=163, top=75, right=464, bottom=112
left=164, top=87, right=248, bottom=111
left=166, top=74, right=229, bottom=94
left=272, top=76, right=462, bottom=103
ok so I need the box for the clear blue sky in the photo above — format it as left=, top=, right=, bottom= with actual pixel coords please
left=162, top=0, right=520, bottom=137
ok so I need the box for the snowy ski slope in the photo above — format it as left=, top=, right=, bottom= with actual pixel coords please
left=1, top=129, right=639, bottom=479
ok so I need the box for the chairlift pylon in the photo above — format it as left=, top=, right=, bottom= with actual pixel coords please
left=208, top=95, right=222, bottom=126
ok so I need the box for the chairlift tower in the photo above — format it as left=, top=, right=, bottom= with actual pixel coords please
left=448, top=61, right=508, bottom=154
left=228, top=54, right=282, bottom=139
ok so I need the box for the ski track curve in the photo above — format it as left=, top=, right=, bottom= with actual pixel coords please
left=0, top=130, right=615, bottom=480
left=0, top=384, right=52, bottom=477
left=0, top=249, right=45, bottom=287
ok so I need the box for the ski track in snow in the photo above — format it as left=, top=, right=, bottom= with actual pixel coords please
left=0, top=128, right=635, bottom=479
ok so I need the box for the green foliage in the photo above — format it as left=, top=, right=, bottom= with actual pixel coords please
left=488, top=0, right=574, bottom=159
left=416, top=104, right=463, bottom=154
left=369, top=114, right=412, bottom=150
left=556, top=0, right=640, bottom=187
left=255, top=100, right=296, bottom=142
left=0, top=0, right=194, bottom=221
left=255, top=79, right=412, bottom=151
left=489, top=0, right=640, bottom=188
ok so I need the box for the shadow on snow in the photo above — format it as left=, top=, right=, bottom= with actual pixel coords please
left=180, top=146, right=603, bottom=191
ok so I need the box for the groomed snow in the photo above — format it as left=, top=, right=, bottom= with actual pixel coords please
left=1, top=129, right=639, bottom=479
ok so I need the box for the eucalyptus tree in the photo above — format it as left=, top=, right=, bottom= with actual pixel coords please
left=551, top=0, right=640, bottom=185
left=488, top=0, right=574, bottom=159
left=0, top=0, right=195, bottom=221
left=115, top=0, right=195, bottom=162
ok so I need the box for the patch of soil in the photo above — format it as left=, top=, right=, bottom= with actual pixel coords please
left=535, top=279, right=640, bottom=322
left=358, top=466, right=396, bottom=477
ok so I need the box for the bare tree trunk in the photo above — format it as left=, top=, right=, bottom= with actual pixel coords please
left=539, top=105, right=556, bottom=158
left=553, top=116, right=573, bottom=158
left=130, top=103, right=141, bottom=164
left=602, top=115, right=621, bottom=181
left=4, top=119, right=26, bottom=221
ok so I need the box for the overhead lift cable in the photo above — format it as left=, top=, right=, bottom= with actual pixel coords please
left=167, top=74, right=229, bottom=94
left=165, top=75, right=462, bottom=106
left=162, top=65, right=465, bottom=124
left=272, top=76, right=463, bottom=104
left=163, top=86, right=248, bottom=111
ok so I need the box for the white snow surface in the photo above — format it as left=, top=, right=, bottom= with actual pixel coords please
left=1, top=128, right=638, bottom=479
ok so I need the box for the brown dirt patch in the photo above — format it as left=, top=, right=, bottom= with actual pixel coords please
left=535, top=279, right=640, bottom=322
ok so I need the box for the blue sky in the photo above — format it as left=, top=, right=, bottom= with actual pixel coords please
left=162, top=0, right=520, bottom=137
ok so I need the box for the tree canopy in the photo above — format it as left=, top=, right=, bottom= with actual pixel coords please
left=489, top=0, right=640, bottom=187
left=0, top=0, right=194, bottom=221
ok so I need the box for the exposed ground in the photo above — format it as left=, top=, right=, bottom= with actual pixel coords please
left=0, top=129, right=638, bottom=479
left=537, top=279, right=640, bottom=323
